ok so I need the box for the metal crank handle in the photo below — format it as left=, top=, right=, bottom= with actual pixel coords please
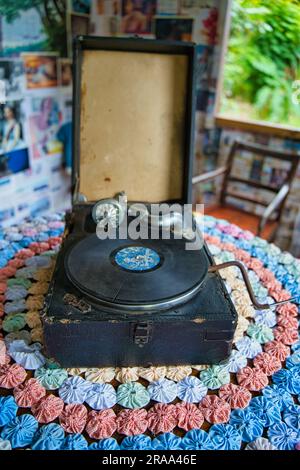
left=208, top=260, right=299, bottom=310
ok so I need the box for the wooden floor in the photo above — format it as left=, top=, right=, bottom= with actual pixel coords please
left=205, top=205, right=277, bottom=240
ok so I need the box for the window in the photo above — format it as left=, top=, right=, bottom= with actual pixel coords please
left=216, top=0, right=300, bottom=133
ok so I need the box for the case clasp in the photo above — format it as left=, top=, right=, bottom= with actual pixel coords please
left=133, top=322, right=153, bottom=347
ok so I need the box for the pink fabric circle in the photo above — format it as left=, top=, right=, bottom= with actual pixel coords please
left=0, top=304, right=5, bottom=317
left=253, top=352, right=282, bottom=375
left=59, top=403, right=88, bottom=434
left=236, top=366, right=268, bottom=391
left=48, top=236, right=62, bottom=248
left=16, top=249, right=35, bottom=259
left=8, top=259, right=25, bottom=269
left=116, top=409, right=148, bottom=436
left=198, top=395, right=231, bottom=424
left=176, top=402, right=204, bottom=431
left=147, top=403, right=177, bottom=434
left=0, top=266, right=17, bottom=279
left=267, top=280, right=283, bottom=295
left=272, top=290, right=291, bottom=303
left=264, top=340, right=290, bottom=361
left=274, top=326, right=299, bottom=345
left=277, top=315, right=298, bottom=330
left=234, top=249, right=251, bottom=264
left=0, top=282, right=7, bottom=294
left=0, top=363, right=27, bottom=389
left=258, top=269, right=276, bottom=284
left=219, top=383, right=251, bottom=409
left=276, top=303, right=298, bottom=317
left=31, top=395, right=64, bottom=423
left=204, top=235, right=222, bottom=247
left=29, top=242, right=50, bottom=254
left=13, top=378, right=46, bottom=407
left=247, top=258, right=264, bottom=272
left=86, top=409, right=117, bottom=439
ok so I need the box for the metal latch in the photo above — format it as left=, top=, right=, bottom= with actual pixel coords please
left=132, top=322, right=153, bottom=347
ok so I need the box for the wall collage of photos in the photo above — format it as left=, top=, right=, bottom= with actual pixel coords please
left=0, top=1, right=299, bottom=255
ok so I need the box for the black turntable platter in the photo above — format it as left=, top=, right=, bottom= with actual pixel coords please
left=65, top=234, right=209, bottom=311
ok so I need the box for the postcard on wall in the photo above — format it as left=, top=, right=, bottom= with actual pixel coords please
left=157, top=0, right=179, bottom=15
left=22, top=54, right=58, bottom=90
left=180, top=0, right=217, bottom=16
left=0, top=4, right=68, bottom=58
left=57, top=58, right=72, bottom=89
left=94, top=0, right=121, bottom=15
left=191, top=7, right=218, bottom=45
left=121, top=0, right=157, bottom=34
left=0, top=99, right=30, bottom=180
left=72, top=0, right=92, bottom=15
left=0, top=60, right=26, bottom=102
left=154, top=16, right=193, bottom=41
left=27, top=95, right=63, bottom=159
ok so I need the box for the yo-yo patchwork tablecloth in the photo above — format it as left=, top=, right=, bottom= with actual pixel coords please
left=0, top=214, right=299, bottom=451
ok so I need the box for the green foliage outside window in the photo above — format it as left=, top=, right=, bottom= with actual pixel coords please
left=221, top=0, right=300, bottom=127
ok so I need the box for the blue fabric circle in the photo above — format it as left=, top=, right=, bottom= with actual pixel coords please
left=283, top=405, right=300, bottom=431
left=262, top=385, right=294, bottom=411
left=0, top=414, right=38, bottom=448
left=249, top=396, right=281, bottom=427
left=268, top=421, right=300, bottom=450
left=120, top=435, right=152, bottom=450
left=209, top=424, right=242, bottom=450
left=177, top=376, right=208, bottom=403
left=286, top=353, right=300, bottom=370
left=89, top=438, right=120, bottom=450
left=62, top=434, right=88, bottom=450
left=114, top=246, right=160, bottom=271
left=152, top=433, right=182, bottom=450
left=230, top=408, right=264, bottom=443
left=181, top=430, right=214, bottom=450
left=0, top=396, right=18, bottom=426
left=85, top=383, right=117, bottom=410
left=59, top=376, right=92, bottom=404
left=147, top=378, right=178, bottom=403
left=31, top=423, right=65, bottom=450
left=272, top=369, right=300, bottom=395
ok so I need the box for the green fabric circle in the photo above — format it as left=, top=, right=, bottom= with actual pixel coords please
left=117, top=382, right=150, bottom=409
left=35, top=366, right=68, bottom=390
left=7, top=278, right=32, bottom=290
left=247, top=323, right=274, bottom=344
left=3, top=313, right=27, bottom=333
left=200, top=365, right=230, bottom=390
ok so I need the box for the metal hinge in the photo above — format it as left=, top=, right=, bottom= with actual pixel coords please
left=132, top=322, right=153, bottom=347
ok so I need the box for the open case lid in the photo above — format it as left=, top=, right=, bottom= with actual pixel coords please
left=72, top=36, right=197, bottom=204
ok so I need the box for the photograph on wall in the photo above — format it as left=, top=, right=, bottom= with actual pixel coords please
left=121, top=0, right=157, bottom=34
left=23, top=54, right=58, bottom=89
left=28, top=95, right=63, bottom=159
left=192, top=7, right=218, bottom=45
left=71, top=13, right=90, bottom=37
left=0, top=60, right=25, bottom=101
left=0, top=100, right=30, bottom=179
left=195, top=45, right=214, bottom=92
left=72, top=0, right=92, bottom=15
left=154, top=17, right=193, bottom=41
left=58, top=58, right=72, bottom=88
left=180, top=0, right=217, bottom=16
left=0, top=3, right=68, bottom=57
left=94, top=0, right=121, bottom=15
left=157, top=0, right=179, bottom=15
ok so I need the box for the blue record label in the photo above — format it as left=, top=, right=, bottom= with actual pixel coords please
left=114, top=246, right=161, bottom=272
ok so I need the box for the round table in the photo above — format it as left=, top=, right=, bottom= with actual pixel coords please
left=0, top=214, right=299, bottom=451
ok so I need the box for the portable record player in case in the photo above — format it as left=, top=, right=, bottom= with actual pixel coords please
left=42, top=36, right=240, bottom=367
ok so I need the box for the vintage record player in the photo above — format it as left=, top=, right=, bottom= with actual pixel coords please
left=43, top=36, right=244, bottom=367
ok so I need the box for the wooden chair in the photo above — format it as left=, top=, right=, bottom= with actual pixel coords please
left=192, top=140, right=300, bottom=241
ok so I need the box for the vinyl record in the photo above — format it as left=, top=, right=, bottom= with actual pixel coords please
left=65, top=234, right=209, bottom=311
